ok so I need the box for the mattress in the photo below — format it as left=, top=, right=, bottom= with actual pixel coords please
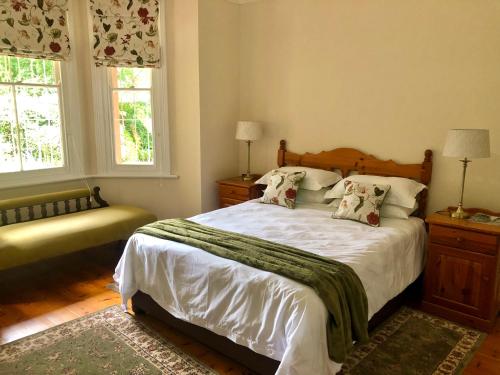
left=114, top=200, right=427, bottom=375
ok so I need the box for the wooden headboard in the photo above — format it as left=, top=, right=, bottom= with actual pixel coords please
left=277, top=140, right=433, bottom=218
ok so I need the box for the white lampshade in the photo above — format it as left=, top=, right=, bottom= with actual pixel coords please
left=235, top=121, right=262, bottom=141
left=443, top=129, right=490, bottom=159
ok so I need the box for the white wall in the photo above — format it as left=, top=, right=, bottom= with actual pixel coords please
left=2, top=0, right=237, bottom=219
left=91, top=0, right=241, bottom=217
left=90, top=0, right=204, bottom=219
left=199, top=0, right=241, bottom=212
left=238, top=0, right=500, bottom=213
left=3, top=0, right=499, bottom=217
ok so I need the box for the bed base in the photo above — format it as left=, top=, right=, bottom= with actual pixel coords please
left=131, top=275, right=423, bottom=375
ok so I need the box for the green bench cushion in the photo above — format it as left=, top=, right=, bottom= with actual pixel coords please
left=0, top=205, right=156, bottom=271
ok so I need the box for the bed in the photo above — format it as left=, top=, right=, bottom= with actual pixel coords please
left=115, top=140, right=433, bottom=375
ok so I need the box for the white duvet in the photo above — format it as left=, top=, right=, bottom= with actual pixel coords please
left=114, top=201, right=426, bottom=375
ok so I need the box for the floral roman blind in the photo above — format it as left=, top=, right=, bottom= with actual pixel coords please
left=89, top=0, right=160, bottom=68
left=0, top=0, right=71, bottom=60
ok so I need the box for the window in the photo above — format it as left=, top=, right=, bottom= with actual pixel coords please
left=110, top=67, right=154, bottom=165
left=90, top=4, right=170, bottom=178
left=0, top=56, right=65, bottom=173
left=0, top=0, right=83, bottom=189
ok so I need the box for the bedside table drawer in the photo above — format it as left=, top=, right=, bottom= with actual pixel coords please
left=429, top=225, right=498, bottom=255
left=220, top=197, right=246, bottom=207
left=219, top=185, right=250, bottom=200
left=216, top=176, right=264, bottom=209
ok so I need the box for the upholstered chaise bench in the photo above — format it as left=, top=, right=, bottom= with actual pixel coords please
left=0, top=187, right=156, bottom=271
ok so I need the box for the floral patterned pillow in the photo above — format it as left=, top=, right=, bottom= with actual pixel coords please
left=332, top=181, right=391, bottom=227
left=260, top=170, right=306, bottom=209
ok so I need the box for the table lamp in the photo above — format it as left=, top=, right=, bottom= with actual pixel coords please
left=236, top=121, right=262, bottom=181
left=443, top=129, right=490, bottom=219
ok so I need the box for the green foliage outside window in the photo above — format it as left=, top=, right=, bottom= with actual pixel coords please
left=0, top=58, right=155, bottom=172
left=0, top=56, right=63, bottom=173
left=118, top=100, right=154, bottom=164
left=114, top=67, right=154, bottom=164
left=0, top=55, right=57, bottom=84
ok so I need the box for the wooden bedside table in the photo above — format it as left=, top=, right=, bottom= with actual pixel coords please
left=423, top=209, right=500, bottom=332
left=217, top=176, right=265, bottom=208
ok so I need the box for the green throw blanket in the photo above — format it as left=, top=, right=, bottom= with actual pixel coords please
left=136, top=218, right=369, bottom=362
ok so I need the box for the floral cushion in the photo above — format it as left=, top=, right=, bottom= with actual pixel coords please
left=332, top=181, right=391, bottom=227
left=260, top=170, right=306, bottom=209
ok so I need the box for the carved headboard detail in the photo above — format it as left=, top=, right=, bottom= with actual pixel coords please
left=277, top=140, right=433, bottom=218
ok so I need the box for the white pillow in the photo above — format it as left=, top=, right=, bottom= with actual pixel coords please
left=296, top=188, right=331, bottom=204
left=256, top=167, right=342, bottom=191
left=328, top=198, right=418, bottom=219
left=324, top=175, right=426, bottom=209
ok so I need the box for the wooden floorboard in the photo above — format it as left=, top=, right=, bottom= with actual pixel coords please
left=463, top=318, right=500, bottom=375
left=0, top=257, right=498, bottom=374
left=0, top=257, right=250, bottom=375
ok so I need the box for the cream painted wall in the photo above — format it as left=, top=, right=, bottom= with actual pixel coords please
left=92, top=0, right=243, bottom=217
left=93, top=0, right=203, bottom=219
left=1, top=0, right=205, bottom=219
left=239, top=0, right=500, bottom=213
left=3, top=0, right=499, bottom=218
left=1, top=0, right=242, bottom=219
left=96, top=0, right=242, bottom=217
left=0, top=180, right=88, bottom=199
left=95, top=0, right=241, bottom=216
left=199, top=0, right=240, bottom=212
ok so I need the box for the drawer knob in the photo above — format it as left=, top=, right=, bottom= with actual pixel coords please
left=456, top=237, right=464, bottom=243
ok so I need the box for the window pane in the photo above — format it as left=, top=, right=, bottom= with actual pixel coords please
left=0, top=56, right=11, bottom=82
left=16, top=86, right=64, bottom=171
left=113, top=90, right=154, bottom=165
left=114, top=67, right=151, bottom=89
left=0, top=56, right=58, bottom=85
left=0, top=85, right=21, bottom=173
left=0, top=57, right=64, bottom=175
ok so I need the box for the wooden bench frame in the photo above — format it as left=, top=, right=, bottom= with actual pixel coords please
left=0, top=186, right=156, bottom=272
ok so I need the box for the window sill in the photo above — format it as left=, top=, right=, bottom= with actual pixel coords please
left=0, top=173, right=179, bottom=190
left=89, top=174, right=179, bottom=179
left=0, top=174, right=87, bottom=190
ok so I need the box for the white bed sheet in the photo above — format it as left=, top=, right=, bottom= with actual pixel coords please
left=114, top=201, right=426, bottom=375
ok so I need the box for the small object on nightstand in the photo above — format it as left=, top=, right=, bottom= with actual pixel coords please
left=468, top=212, right=500, bottom=225
left=423, top=209, right=500, bottom=332
left=217, top=176, right=265, bottom=208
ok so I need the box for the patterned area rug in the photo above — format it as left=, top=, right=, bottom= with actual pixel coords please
left=341, top=307, right=486, bottom=375
left=0, top=305, right=486, bottom=375
left=0, top=306, right=216, bottom=375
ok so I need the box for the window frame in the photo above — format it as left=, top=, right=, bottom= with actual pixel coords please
left=89, top=4, right=170, bottom=178
left=0, top=1, right=84, bottom=189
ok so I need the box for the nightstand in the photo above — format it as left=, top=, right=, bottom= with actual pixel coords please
left=423, top=210, right=500, bottom=332
left=217, top=176, right=265, bottom=208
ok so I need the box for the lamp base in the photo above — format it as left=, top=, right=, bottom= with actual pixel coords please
left=451, top=204, right=469, bottom=219
left=242, top=174, right=254, bottom=181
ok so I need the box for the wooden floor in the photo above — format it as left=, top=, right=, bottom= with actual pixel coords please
left=0, top=255, right=499, bottom=375
left=0, top=253, right=249, bottom=375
